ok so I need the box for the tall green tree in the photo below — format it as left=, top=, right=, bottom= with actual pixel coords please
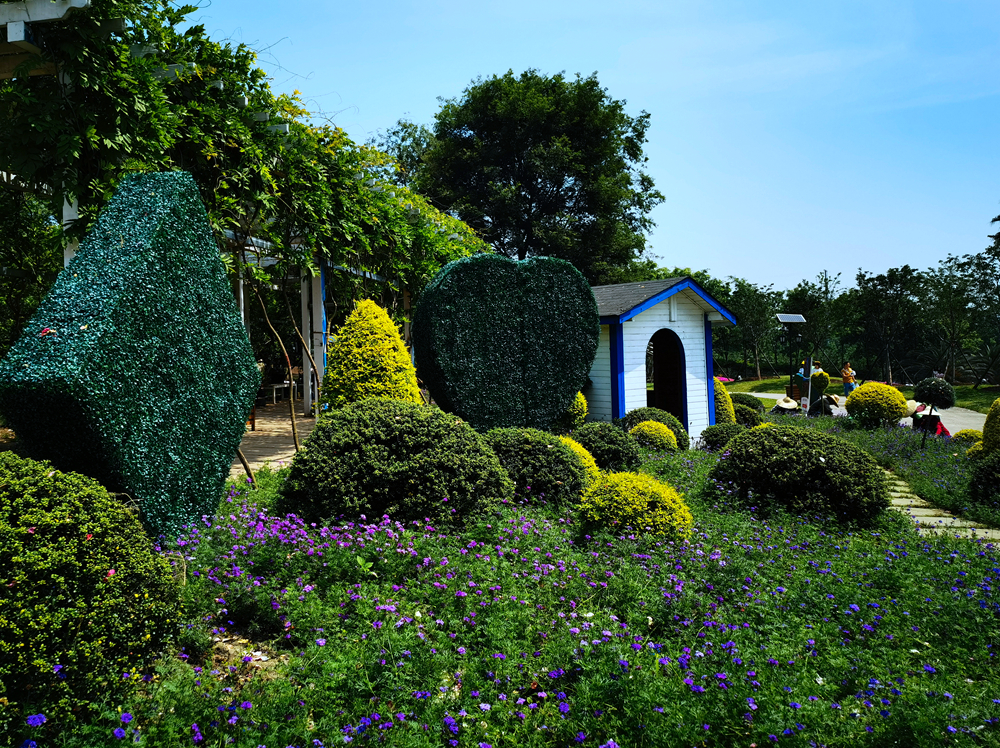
left=727, top=278, right=781, bottom=380
left=956, top=220, right=1000, bottom=387
left=851, top=265, right=923, bottom=384
left=417, top=69, right=664, bottom=284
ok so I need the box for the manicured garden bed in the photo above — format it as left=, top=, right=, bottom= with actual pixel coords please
left=17, top=450, right=999, bottom=748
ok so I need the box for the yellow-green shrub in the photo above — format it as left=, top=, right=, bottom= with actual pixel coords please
left=845, top=382, right=907, bottom=428
left=580, top=472, right=692, bottom=540
left=713, top=377, right=735, bottom=424
left=952, top=429, right=983, bottom=444
left=0, top=453, right=178, bottom=732
left=811, top=370, right=830, bottom=394
left=629, top=420, right=678, bottom=451
left=967, top=441, right=984, bottom=459
left=983, top=398, right=1000, bottom=453
left=319, top=299, right=422, bottom=411
left=558, top=435, right=601, bottom=489
left=553, top=391, right=588, bottom=434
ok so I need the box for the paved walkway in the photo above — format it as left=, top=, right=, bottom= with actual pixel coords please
left=884, top=470, right=1000, bottom=541
left=229, top=403, right=317, bottom=479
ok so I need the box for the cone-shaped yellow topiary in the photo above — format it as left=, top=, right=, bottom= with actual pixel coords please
left=319, top=300, right=422, bottom=412
left=558, top=435, right=601, bottom=489
left=714, top=377, right=736, bottom=424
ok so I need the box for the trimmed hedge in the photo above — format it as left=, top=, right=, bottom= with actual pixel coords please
left=952, top=429, right=983, bottom=444
left=319, top=299, right=421, bottom=411
left=580, top=472, right=693, bottom=540
left=0, top=172, right=259, bottom=538
left=730, top=393, right=765, bottom=414
left=558, top=435, right=601, bottom=489
left=411, top=253, right=599, bottom=431
left=699, top=423, right=746, bottom=452
left=913, top=377, right=955, bottom=411
left=573, top=421, right=642, bottom=472
left=276, top=398, right=513, bottom=526
left=552, top=391, right=588, bottom=435
left=845, top=382, right=907, bottom=428
left=0, top=453, right=178, bottom=734
left=629, top=420, right=678, bottom=451
left=713, top=378, right=736, bottom=424
left=485, top=427, right=587, bottom=505
left=618, top=407, right=689, bottom=450
left=707, top=425, right=890, bottom=525
left=983, top=398, right=1000, bottom=453
left=733, top=403, right=763, bottom=428
left=969, top=449, right=1000, bottom=507
left=811, top=370, right=830, bottom=394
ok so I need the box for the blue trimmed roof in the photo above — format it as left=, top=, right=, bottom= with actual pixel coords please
left=592, top=277, right=736, bottom=326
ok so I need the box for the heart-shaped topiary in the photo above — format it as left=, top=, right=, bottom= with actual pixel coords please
left=413, top=253, right=600, bottom=432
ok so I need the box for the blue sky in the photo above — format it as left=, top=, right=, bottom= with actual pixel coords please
left=193, top=0, right=1000, bottom=291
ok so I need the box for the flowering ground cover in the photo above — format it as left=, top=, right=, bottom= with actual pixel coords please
left=14, top=452, right=1000, bottom=748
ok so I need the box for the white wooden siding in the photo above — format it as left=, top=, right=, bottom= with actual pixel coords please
left=586, top=325, right=612, bottom=422
left=621, top=289, right=710, bottom=437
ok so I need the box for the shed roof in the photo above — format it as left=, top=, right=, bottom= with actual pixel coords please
left=591, top=277, right=736, bottom=326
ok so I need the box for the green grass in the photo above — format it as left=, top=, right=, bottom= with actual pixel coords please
left=724, top=376, right=789, bottom=394
left=896, top=384, right=1000, bottom=415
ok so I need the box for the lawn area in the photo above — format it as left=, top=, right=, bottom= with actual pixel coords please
left=17, top=445, right=999, bottom=748
left=724, top=376, right=789, bottom=394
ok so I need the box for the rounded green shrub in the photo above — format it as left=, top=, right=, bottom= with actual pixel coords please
left=811, top=370, right=830, bottom=394
left=558, top=435, right=601, bottom=489
left=580, top=472, right=693, bottom=539
left=573, top=421, right=642, bottom=472
left=969, top=449, right=1000, bottom=506
left=629, top=420, right=678, bottom=451
left=952, top=429, right=983, bottom=444
left=983, top=398, right=1000, bottom=453
left=733, top=403, right=763, bottom=428
left=277, top=398, right=513, bottom=526
left=967, top=441, right=985, bottom=459
left=0, top=453, right=178, bottom=731
left=707, top=425, right=890, bottom=525
left=485, top=427, right=587, bottom=505
left=552, top=391, right=588, bottom=435
left=913, top=377, right=956, bottom=412
left=319, top=299, right=422, bottom=411
left=730, top=392, right=765, bottom=414
left=845, top=382, right=907, bottom=428
left=699, top=423, right=746, bottom=452
left=713, top=378, right=736, bottom=424
left=618, top=407, right=689, bottom=450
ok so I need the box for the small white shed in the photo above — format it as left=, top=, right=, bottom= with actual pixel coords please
left=585, top=277, right=736, bottom=439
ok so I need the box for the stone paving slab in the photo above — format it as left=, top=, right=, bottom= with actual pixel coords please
left=880, top=468, right=1000, bottom=541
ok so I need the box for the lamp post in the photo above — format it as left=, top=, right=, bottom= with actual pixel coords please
left=776, top=314, right=806, bottom=407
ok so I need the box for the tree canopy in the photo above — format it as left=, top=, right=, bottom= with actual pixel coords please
left=415, top=69, right=664, bottom=284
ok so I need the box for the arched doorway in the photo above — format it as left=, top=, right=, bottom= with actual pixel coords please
left=646, top=328, right=687, bottom=429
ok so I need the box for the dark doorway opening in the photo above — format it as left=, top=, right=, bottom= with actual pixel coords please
left=646, top=328, right=687, bottom=430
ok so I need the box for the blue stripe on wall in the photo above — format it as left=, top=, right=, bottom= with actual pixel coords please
left=610, top=322, right=625, bottom=419
left=705, top=314, right=715, bottom=427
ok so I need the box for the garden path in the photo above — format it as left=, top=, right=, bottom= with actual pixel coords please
left=229, top=403, right=316, bottom=479
left=884, top=469, right=1000, bottom=541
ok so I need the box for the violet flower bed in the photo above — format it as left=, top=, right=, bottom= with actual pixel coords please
left=16, top=456, right=1000, bottom=748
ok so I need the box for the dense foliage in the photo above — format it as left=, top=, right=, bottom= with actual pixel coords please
left=730, top=392, right=766, bottom=413
left=557, top=435, right=601, bottom=488
left=579, top=471, right=692, bottom=539
left=484, top=427, right=588, bottom=505
left=0, top=453, right=178, bottom=733
left=983, top=398, right=1000, bottom=453
left=628, top=420, right=678, bottom=451
left=708, top=425, right=890, bottom=525
left=811, top=369, right=830, bottom=394
left=573, top=421, right=642, bottom=472
left=618, top=406, right=689, bottom=450
left=713, top=377, right=736, bottom=424
left=552, top=391, right=588, bottom=435
left=0, top=173, right=258, bottom=537
left=318, top=299, right=421, bottom=411
left=913, top=377, right=956, bottom=411
left=733, top=402, right=763, bottom=427
left=845, top=382, right=908, bottom=429
left=412, top=254, right=599, bottom=431
left=276, top=398, right=513, bottom=526
left=698, top=423, right=746, bottom=452
left=969, top=449, right=1000, bottom=508
left=415, top=69, right=664, bottom=284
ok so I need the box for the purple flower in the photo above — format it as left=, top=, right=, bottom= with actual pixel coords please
left=120, top=713, right=133, bottom=724
left=240, top=701, right=252, bottom=710
left=316, top=639, right=327, bottom=646
left=457, top=647, right=466, bottom=655
left=479, top=703, right=491, bottom=712
left=924, top=664, right=936, bottom=674
left=26, top=714, right=46, bottom=727
left=789, top=702, right=802, bottom=710
left=113, top=728, right=126, bottom=739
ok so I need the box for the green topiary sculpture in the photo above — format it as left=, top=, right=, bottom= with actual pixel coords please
left=982, top=398, right=1000, bottom=453
left=629, top=420, right=678, bottom=451
left=733, top=403, right=763, bottom=428
left=713, top=377, right=736, bottom=424
left=319, top=299, right=422, bottom=411
left=411, top=253, right=600, bottom=431
left=730, top=392, right=766, bottom=414
left=0, top=172, right=259, bottom=538
left=276, top=398, right=513, bottom=526
left=573, top=421, right=642, bottom=472
left=844, top=382, right=908, bottom=429
left=811, top=370, right=830, bottom=395
left=618, top=406, right=689, bottom=450
left=913, top=377, right=956, bottom=414
left=0, top=453, right=178, bottom=735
